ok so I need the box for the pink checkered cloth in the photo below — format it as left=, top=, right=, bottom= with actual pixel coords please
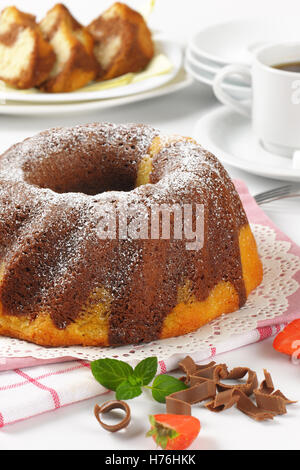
left=0, top=180, right=299, bottom=427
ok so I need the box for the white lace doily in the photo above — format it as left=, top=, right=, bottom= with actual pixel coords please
left=0, top=224, right=299, bottom=361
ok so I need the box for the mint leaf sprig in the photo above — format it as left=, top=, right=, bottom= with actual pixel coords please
left=90, top=356, right=187, bottom=403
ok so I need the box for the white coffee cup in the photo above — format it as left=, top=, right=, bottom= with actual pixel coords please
left=213, top=42, right=300, bottom=158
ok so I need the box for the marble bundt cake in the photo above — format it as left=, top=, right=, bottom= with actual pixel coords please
left=0, top=6, right=55, bottom=89
left=39, top=4, right=97, bottom=93
left=88, top=2, right=154, bottom=81
left=0, top=123, right=263, bottom=347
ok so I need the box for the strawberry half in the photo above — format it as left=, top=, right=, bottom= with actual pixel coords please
left=273, top=320, right=300, bottom=356
left=146, top=414, right=201, bottom=450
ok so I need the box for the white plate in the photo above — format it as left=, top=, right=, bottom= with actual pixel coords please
left=185, top=48, right=220, bottom=74
left=193, top=106, right=300, bottom=182
left=0, top=68, right=192, bottom=115
left=187, top=46, right=225, bottom=69
left=184, top=57, right=251, bottom=101
left=185, top=48, right=251, bottom=87
left=0, top=38, right=182, bottom=103
left=189, top=17, right=300, bottom=66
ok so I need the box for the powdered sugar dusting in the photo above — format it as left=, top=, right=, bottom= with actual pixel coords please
left=0, top=122, right=249, bottom=345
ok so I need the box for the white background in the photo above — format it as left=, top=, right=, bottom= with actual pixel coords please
left=0, top=0, right=300, bottom=450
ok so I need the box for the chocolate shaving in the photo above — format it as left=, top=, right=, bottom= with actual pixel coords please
left=94, top=400, right=131, bottom=432
left=258, top=369, right=274, bottom=395
left=254, top=390, right=287, bottom=415
left=170, top=357, right=297, bottom=422
left=166, top=381, right=216, bottom=415
left=212, top=363, right=230, bottom=382
left=258, top=369, right=296, bottom=403
left=253, top=369, right=297, bottom=416
left=271, top=390, right=297, bottom=404
left=178, top=356, right=200, bottom=377
left=217, top=367, right=258, bottom=396
left=233, top=390, right=276, bottom=421
left=179, top=375, right=189, bottom=384
left=191, top=363, right=226, bottom=382
left=205, top=389, right=240, bottom=412
left=178, top=357, right=216, bottom=383
left=166, top=395, right=192, bottom=415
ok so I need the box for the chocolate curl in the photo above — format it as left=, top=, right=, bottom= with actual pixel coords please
left=179, top=376, right=189, bottom=385
left=254, top=390, right=288, bottom=415
left=217, top=367, right=258, bottom=396
left=189, top=363, right=228, bottom=386
left=205, top=389, right=240, bottom=413
left=204, top=367, right=257, bottom=413
left=174, top=357, right=297, bottom=422
left=233, top=390, right=276, bottom=421
left=166, top=380, right=216, bottom=415
left=178, top=356, right=199, bottom=377
left=212, top=364, right=229, bottom=382
left=178, top=356, right=216, bottom=383
left=271, top=390, right=297, bottom=405
left=254, top=369, right=297, bottom=416
left=204, top=368, right=259, bottom=414
left=258, top=369, right=274, bottom=395
left=166, top=396, right=192, bottom=416
left=94, top=400, right=131, bottom=432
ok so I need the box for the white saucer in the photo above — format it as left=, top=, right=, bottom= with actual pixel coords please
left=184, top=57, right=251, bottom=101
left=185, top=48, right=251, bottom=87
left=0, top=68, right=192, bottom=115
left=186, top=48, right=220, bottom=74
left=189, top=17, right=300, bottom=65
left=187, top=46, right=224, bottom=70
left=0, top=38, right=181, bottom=103
left=193, top=106, right=300, bottom=182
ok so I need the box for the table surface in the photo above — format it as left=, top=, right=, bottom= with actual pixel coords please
left=0, top=0, right=299, bottom=451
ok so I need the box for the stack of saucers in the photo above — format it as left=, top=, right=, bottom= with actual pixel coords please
left=184, top=17, right=300, bottom=100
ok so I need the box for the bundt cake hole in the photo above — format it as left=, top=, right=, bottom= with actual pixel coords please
left=24, top=167, right=137, bottom=196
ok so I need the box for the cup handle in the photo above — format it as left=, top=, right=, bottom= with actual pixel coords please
left=293, top=150, right=300, bottom=169
left=213, top=64, right=252, bottom=118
